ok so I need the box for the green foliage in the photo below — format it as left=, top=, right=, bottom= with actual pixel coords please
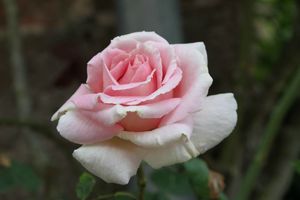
left=0, top=161, right=42, bottom=193
left=151, top=167, right=193, bottom=195
left=183, top=159, right=210, bottom=199
left=145, top=192, right=170, bottom=200
left=294, top=160, right=300, bottom=175
left=76, top=172, right=96, bottom=200
left=113, top=192, right=137, bottom=200
left=254, top=0, right=297, bottom=81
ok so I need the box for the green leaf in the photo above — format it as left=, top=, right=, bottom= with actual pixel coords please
left=218, top=192, right=229, bottom=200
left=294, top=160, right=300, bottom=175
left=76, top=172, right=96, bottom=200
left=151, top=167, right=192, bottom=195
left=183, top=159, right=210, bottom=199
left=0, top=161, right=41, bottom=193
left=145, top=191, right=170, bottom=200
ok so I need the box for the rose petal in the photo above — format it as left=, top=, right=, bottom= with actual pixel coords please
left=51, top=84, right=91, bottom=121
left=57, top=110, right=123, bottom=144
left=87, top=53, right=103, bottom=92
left=190, top=93, right=237, bottom=151
left=174, top=42, right=207, bottom=66
left=113, top=31, right=169, bottom=45
left=126, top=67, right=182, bottom=105
left=118, top=116, right=193, bottom=148
left=160, top=73, right=213, bottom=126
left=73, top=138, right=143, bottom=185
left=144, top=93, right=237, bottom=168
left=159, top=43, right=212, bottom=125
left=104, top=69, right=156, bottom=97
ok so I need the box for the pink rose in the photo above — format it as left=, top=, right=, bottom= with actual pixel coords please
left=51, top=32, right=237, bottom=184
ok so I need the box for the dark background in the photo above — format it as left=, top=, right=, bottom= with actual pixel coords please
left=0, top=0, right=299, bottom=199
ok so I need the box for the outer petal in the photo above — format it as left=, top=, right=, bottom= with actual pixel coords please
left=118, top=116, right=193, bottom=148
left=113, top=31, right=169, bottom=45
left=160, top=73, right=213, bottom=126
left=51, top=84, right=91, bottom=121
left=57, top=110, right=123, bottom=144
left=144, top=93, right=237, bottom=168
left=73, top=138, right=143, bottom=185
left=160, top=42, right=212, bottom=125
left=174, top=42, right=207, bottom=66
left=87, top=53, right=103, bottom=92
left=190, top=93, right=237, bottom=151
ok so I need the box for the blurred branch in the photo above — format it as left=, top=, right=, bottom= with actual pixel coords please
left=258, top=126, right=300, bottom=200
left=2, top=0, right=31, bottom=119
left=0, top=118, right=73, bottom=155
left=236, top=67, right=300, bottom=200
left=137, top=165, right=146, bottom=200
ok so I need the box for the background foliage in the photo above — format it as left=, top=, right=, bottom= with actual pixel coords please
left=0, top=0, right=299, bottom=199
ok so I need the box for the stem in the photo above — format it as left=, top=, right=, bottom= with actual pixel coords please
left=94, top=192, right=136, bottom=200
left=137, top=165, right=146, bottom=200
left=236, top=67, right=300, bottom=200
left=2, top=0, right=31, bottom=119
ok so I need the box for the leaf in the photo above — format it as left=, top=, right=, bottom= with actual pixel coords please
left=151, top=167, right=193, bottom=195
left=183, top=159, right=210, bottom=199
left=0, top=161, right=42, bottom=193
left=294, top=160, right=300, bottom=175
left=76, top=172, right=96, bottom=200
left=145, top=191, right=170, bottom=200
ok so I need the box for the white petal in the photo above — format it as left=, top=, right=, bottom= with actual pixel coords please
left=144, top=93, right=237, bottom=168
left=73, top=138, right=143, bottom=185
left=144, top=139, right=200, bottom=169
left=191, top=93, right=238, bottom=151
left=118, top=117, right=193, bottom=148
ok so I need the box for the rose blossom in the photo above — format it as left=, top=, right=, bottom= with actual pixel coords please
left=51, top=31, right=237, bottom=184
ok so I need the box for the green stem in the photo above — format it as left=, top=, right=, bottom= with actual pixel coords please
left=94, top=192, right=136, bottom=200
left=236, top=67, right=300, bottom=200
left=137, top=165, right=146, bottom=200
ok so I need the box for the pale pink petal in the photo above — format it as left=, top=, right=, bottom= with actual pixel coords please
left=57, top=110, right=123, bottom=144
left=109, top=59, right=129, bottom=81
left=159, top=43, right=212, bottom=125
left=73, top=138, right=143, bottom=185
left=87, top=53, right=103, bottom=92
left=118, top=117, right=193, bottom=148
left=103, top=61, right=118, bottom=88
left=126, top=67, right=182, bottom=105
left=124, top=98, right=181, bottom=118
left=130, top=57, right=152, bottom=82
left=102, top=48, right=128, bottom=68
left=110, top=37, right=138, bottom=52
left=136, top=42, right=163, bottom=87
left=143, top=93, right=237, bottom=168
left=119, top=112, right=160, bottom=131
left=160, top=73, right=213, bottom=126
left=114, top=31, right=168, bottom=44
left=174, top=42, right=207, bottom=66
left=104, top=70, right=156, bottom=97
left=51, top=84, right=91, bottom=121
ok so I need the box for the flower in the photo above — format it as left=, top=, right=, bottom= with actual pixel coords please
left=51, top=31, right=237, bottom=184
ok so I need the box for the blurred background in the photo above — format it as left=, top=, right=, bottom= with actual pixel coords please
left=0, top=0, right=299, bottom=199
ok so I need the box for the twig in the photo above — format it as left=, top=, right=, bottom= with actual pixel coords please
left=0, top=118, right=73, bottom=155
left=2, top=0, right=31, bottom=119
left=93, top=192, right=136, bottom=200
left=236, top=67, right=300, bottom=200
left=137, top=165, right=146, bottom=200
